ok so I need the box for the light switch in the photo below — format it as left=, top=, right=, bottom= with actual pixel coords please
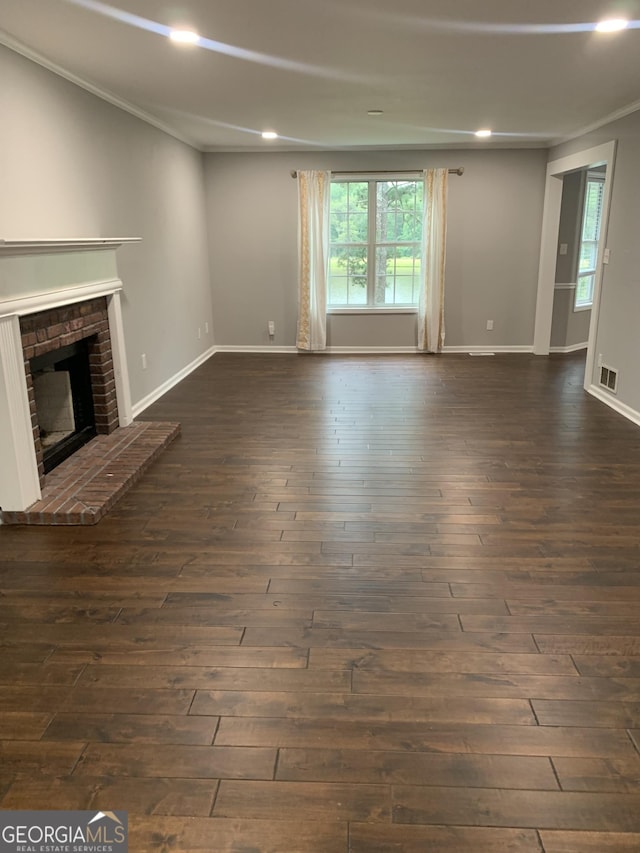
left=603, top=248, right=610, bottom=264
left=559, top=243, right=568, bottom=256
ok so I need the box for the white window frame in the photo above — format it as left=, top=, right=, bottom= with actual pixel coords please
left=574, top=172, right=605, bottom=312
left=327, top=173, right=423, bottom=314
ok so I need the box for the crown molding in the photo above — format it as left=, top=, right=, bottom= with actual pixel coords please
left=0, top=30, right=200, bottom=150
left=4, top=26, right=640, bottom=156
left=552, top=97, right=640, bottom=147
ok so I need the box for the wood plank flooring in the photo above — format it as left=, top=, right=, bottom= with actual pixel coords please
left=2, top=351, right=640, bottom=852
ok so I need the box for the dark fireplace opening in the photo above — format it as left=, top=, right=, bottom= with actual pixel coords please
left=30, top=338, right=97, bottom=474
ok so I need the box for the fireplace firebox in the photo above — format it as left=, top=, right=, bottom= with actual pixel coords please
left=20, top=296, right=122, bottom=487
left=30, top=338, right=98, bottom=473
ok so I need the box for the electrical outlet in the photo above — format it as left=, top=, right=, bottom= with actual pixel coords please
left=486, top=320, right=494, bottom=331
left=268, top=321, right=275, bottom=336
left=559, top=243, right=568, bottom=256
left=141, top=353, right=147, bottom=369
left=198, top=327, right=201, bottom=339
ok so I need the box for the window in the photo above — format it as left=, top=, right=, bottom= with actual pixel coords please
left=328, top=177, right=423, bottom=309
left=575, top=173, right=605, bottom=310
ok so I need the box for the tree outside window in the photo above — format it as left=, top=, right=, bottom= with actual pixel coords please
left=328, top=178, right=423, bottom=307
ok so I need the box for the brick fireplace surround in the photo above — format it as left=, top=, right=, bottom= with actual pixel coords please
left=22, top=296, right=119, bottom=487
left=0, top=238, right=179, bottom=525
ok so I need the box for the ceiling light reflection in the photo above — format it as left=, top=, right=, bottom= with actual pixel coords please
left=595, top=18, right=629, bottom=32
left=62, top=0, right=373, bottom=82
left=295, top=1, right=640, bottom=36
left=153, top=107, right=325, bottom=147
left=169, top=29, right=200, bottom=45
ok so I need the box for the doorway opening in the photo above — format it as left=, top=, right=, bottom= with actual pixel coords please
left=532, top=140, right=616, bottom=394
left=549, top=165, right=606, bottom=357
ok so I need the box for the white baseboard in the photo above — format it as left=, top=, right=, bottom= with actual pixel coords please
left=216, top=345, right=418, bottom=354
left=443, top=345, right=534, bottom=354
left=587, top=384, right=640, bottom=428
left=549, top=342, right=588, bottom=353
left=215, top=345, right=298, bottom=353
left=324, top=346, right=419, bottom=354
left=214, top=344, right=536, bottom=355
left=132, top=345, right=216, bottom=417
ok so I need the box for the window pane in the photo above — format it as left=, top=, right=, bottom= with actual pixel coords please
left=347, top=275, right=368, bottom=305
left=347, top=211, right=368, bottom=243
left=582, top=180, right=604, bottom=242
left=376, top=181, right=422, bottom=243
left=329, top=182, right=369, bottom=306
left=329, top=246, right=367, bottom=305
left=381, top=211, right=422, bottom=243
left=328, top=177, right=423, bottom=308
left=575, top=176, right=604, bottom=311
left=579, top=241, right=598, bottom=272
left=375, top=246, right=421, bottom=305
left=330, top=182, right=368, bottom=245
left=347, top=182, right=369, bottom=211
left=330, top=211, right=348, bottom=243
left=576, top=273, right=594, bottom=307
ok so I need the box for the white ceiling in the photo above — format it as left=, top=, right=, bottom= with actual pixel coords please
left=2, top=0, right=640, bottom=151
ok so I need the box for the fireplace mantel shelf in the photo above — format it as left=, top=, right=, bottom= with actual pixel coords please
left=0, top=237, right=141, bottom=256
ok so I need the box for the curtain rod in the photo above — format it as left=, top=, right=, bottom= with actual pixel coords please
left=290, top=167, right=464, bottom=178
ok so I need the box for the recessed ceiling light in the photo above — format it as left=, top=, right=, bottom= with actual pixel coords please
left=262, top=131, right=278, bottom=140
left=367, top=109, right=384, bottom=116
left=475, top=128, right=492, bottom=138
left=169, top=29, right=200, bottom=44
left=595, top=18, right=629, bottom=32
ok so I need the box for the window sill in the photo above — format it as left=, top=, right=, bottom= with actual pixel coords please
left=327, top=307, right=418, bottom=315
left=573, top=304, right=593, bottom=313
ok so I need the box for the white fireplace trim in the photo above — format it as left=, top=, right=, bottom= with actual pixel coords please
left=0, top=315, right=42, bottom=511
left=0, top=237, right=140, bottom=256
left=107, top=288, right=133, bottom=429
left=0, top=277, right=126, bottom=319
left=0, top=238, right=138, bottom=514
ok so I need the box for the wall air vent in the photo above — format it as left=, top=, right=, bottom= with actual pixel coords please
left=599, top=364, right=618, bottom=394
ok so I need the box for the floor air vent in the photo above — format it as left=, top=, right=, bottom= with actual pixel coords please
left=599, top=364, right=618, bottom=394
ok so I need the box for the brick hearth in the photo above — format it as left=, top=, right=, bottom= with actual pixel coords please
left=1, top=421, right=180, bottom=525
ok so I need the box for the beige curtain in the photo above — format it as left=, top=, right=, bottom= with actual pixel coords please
left=297, top=170, right=331, bottom=351
left=417, top=168, right=449, bottom=352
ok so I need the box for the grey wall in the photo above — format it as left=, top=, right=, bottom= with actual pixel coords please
left=203, top=148, right=547, bottom=349
left=0, top=45, right=214, bottom=406
left=550, top=110, right=640, bottom=415
left=550, top=288, right=590, bottom=349
left=555, top=171, right=584, bottom=284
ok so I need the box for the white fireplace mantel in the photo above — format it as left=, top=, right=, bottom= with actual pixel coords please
left=0, top=238, right=139, bottom=514
left=0, top=237, right=141, bottom=256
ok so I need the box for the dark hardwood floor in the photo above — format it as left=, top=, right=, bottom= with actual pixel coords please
left=2, top=351, right=640, bottom=852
